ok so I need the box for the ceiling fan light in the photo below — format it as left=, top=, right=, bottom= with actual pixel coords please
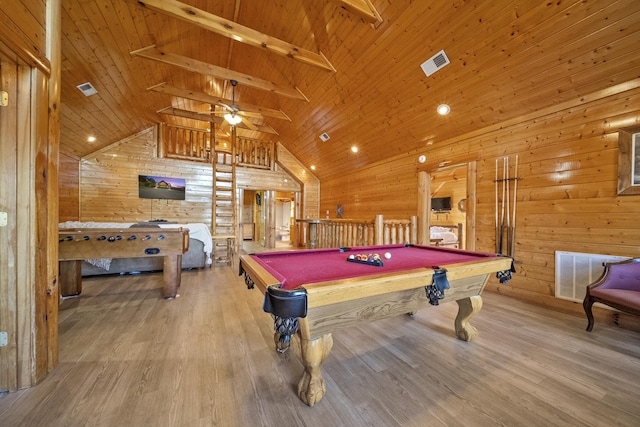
left=224, top=112, right=242, bottom=125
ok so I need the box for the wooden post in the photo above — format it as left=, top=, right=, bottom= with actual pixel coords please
left=411, top=216, right=418, bottom=244
left=417, top=171, right=430, bottom=245
left=46, top=0, right=62, bottom=374
left=466, top=161, right=477, bottom=251
left=375, top=214, right=384, bottom=245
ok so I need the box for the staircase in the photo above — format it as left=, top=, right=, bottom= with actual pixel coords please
left=212, top=148, right=236, bottom=265
left=158, top=123, right=277, bottom=263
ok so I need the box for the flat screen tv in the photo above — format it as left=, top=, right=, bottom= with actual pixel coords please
left=431, top=196, right=452, bottom=211
left=138, top=175, right=186, bottom=200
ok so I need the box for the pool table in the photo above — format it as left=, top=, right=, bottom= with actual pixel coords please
left=239, top=244, right=513, bottom=406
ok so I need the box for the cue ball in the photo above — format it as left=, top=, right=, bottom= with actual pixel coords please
left=384, top=252, right=392, bottom=259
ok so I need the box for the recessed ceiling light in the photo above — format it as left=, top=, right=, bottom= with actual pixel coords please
left=87, top=136, right=96, bottom=142
left=437, top=104, right=451, bottom=115
left=351, top=146, right=358, bottom=153
left=310, top=165, right=316, bottom=170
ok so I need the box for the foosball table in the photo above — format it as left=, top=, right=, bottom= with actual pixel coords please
left=58, top=227, right=189, bottom=299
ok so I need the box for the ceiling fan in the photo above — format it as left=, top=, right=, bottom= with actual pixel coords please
left=222, top=80, right=242, bottom=125
left=211, top=80, right=262, bottom=130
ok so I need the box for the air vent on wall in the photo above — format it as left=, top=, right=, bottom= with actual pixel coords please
left=319, top=132, right=330, bottom=142
left=77, top=82, right=98, bottom=96
left=420, top=50, right=450, bottom=77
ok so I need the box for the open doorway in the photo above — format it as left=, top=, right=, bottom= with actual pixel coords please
left=241, top=189, right=296, bottom=252
left=275, top=192, right=295, bottom=249
left=419, top=161, right=476, bottom=251
left=430, top=165, right=467, bottom=249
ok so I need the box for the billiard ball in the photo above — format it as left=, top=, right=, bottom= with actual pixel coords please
left=384, top=252, right=392, bottom=259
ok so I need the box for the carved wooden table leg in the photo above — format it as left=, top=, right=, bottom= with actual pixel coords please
left=297, top=333, right=333, bottom=406
left=455, top=295, right=483, bottom=341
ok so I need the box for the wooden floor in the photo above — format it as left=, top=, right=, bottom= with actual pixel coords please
left=1, top=256, right=639, bottom=426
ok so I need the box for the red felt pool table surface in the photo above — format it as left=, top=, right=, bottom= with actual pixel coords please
left=249, top=244, right=501, bottom=290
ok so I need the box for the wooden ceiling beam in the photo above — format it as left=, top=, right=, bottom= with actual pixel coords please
left=130, top=45, right=309, bottom=101
left=135, top=0, right=335, bottom=72
left=157, top=107, right=279, bottom=135
left=157, top=106, right=221, bottom=123
left=326, top=0, right=382, bottom=25
left=149, top=83, right=291, bottom=120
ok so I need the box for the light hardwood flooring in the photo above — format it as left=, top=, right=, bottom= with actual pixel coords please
left=1, top=255, right=639, bottom=426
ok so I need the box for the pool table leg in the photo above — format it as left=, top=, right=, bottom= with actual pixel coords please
left=455, top=295, right=482, bottom=341
left=297, top=333, right=333, bottom=406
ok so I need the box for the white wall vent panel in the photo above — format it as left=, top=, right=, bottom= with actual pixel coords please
left=77, top=82, right=97, bottom=96
left=420, top=50, right=450, bottom=77
left=319, top=132, right=330, bottom=142
left=555, top=251, right=629, bottom=302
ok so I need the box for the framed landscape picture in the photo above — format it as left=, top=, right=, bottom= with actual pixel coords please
left=138, top=175, right=186, bottom=200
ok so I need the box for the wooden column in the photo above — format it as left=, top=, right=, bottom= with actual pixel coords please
left=417, top=171, right=430, bottom=245
left=46, top=0, right=62, bottom=374
left=374, top=214, right=383, bottom=244
left=465, top=161, right=477, bottom=251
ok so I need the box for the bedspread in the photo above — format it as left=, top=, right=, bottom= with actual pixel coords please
left=430, top=226, right=458, bottom=245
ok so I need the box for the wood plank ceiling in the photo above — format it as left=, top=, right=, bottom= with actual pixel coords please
left=60, top=0, right=640, bottom=181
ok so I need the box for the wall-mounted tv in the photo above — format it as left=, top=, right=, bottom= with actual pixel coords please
left=431, top=196, right=452, bottom=211
left=138, top=175, right=186, bottom=200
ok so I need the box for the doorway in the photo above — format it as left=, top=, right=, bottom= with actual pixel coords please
left=419, top=161, right=476, bottom=251
left=430, top=165, right=467, bottom=248
left=275, top=192, right=295, bottom=248
left=240, top=189, right=296, bottom=252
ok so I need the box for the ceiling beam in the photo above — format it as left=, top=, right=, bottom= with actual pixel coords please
left=327, top=0, right=382, bottom=25
left=149, top=83, right=291, bottom=121
left=157, top=107, right=279, bottom=135
left=135, top=0, right=335, bottom=72
left=130, top=46, right=309, bottom=102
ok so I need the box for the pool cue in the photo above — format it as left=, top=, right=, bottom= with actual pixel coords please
left=505, top=156, right=511, bottom=257
left=510, top=155, right=519, bottom=258
left=498, top=157, right=507, bottom=254
left=495, top=159, right=499, bottom=253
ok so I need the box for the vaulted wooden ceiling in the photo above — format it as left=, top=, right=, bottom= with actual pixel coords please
left=60, top=0, right=640, bottom=180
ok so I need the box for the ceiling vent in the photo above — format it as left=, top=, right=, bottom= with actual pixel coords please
left=420, top=50, right=450, bottom=77
left=76, top=82, right=98, bottom=96
left=319, top=132, right=330, bottom=142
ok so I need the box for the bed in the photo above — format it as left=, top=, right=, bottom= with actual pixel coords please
left=430, top=224, right=463, bottom=248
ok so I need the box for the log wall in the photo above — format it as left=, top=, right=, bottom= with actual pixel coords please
left=74, top=127, right=306, bottom=229
left=0, top=0, right=57, bottom=392
left=276, top=142, right=320, bottom=219
left=322, top=83, right=640, bottom=316
left=80, top=128, right=213, bottom=224
left=59, top=152, right=79, bottom=221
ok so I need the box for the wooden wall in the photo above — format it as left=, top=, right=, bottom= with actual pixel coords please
left=322, top=82, right=640, bottom=323
left=59, top=152, right=79, bottom=221
left=0, top=0, right=58, bottom=392
left=79, top=128, right=213, bottom=224
left=74, top=127, right=307, bottom=230
left=276, top=142, right=320, bottom=219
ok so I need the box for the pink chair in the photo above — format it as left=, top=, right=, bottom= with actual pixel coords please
left=583, top=258, right=640, bottom=331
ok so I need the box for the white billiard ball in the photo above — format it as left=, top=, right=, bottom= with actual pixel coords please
left=384, top=252, right=392, bottom=259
